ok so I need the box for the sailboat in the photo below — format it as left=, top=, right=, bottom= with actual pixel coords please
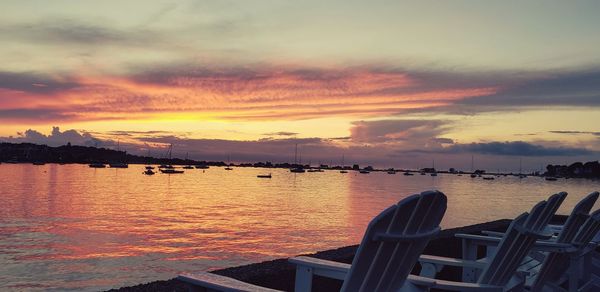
left=145, top=149, right=155, bottom=170
left=430, top=159, right=438, bottom=176
left=518, top=158, right=527, bottom=178
left=224, top=155, right=233, bottom=170
left=143, top=167, right=155, bottom=175
left=159, top=144, right=183, bottom=174
left=290, top=144, right=305, bottom=173
left=109, top=141, right=129, bottom=168
left=183, top=153, right=194, bottom=169
left=470, top=155, right=477, bottom=178
left=159, top=145, right=174, bottom=169
left=340, top=154, right=348, bottom=173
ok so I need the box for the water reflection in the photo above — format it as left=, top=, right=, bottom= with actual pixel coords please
left=0, top=164, right=598, bottom=291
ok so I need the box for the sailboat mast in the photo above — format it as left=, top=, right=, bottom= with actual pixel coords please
left=519, top=158, right=522, bottom=174
left=294, top=144, right=298, bottom=164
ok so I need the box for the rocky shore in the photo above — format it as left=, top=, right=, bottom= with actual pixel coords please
left=107, top=216, right=565, bottom=292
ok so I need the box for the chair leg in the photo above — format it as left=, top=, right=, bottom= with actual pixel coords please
left=294, top=265, right=314, bottom=292
left=462, top=238, right=478, bottom=282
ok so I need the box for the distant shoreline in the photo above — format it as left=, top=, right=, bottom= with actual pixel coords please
left=2, top=142, right=599, bottom=179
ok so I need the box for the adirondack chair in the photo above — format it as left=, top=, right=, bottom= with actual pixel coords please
left=479, top=192, right=568, bottom=241
left=289, top=190, right=447, bottom=292
left=455, top=192, right=568, bottom=282
left=542, top=192, right=600, bottom=238
left=455, top=192, right=600, bottom=292
left=290, top=198, right=556, bottom=292
left=417, top=198, right=556, bottom=291
left=529, top=208, right=600, bottom=291
left=178, top=190, right=447, bottom=292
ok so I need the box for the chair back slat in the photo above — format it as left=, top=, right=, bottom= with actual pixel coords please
left=479, top=199, right=553, bottom=286
left=557, top=192, right=599, bottom=242
left=341, top=190, right=447, bottom=292
left=573, top=208, right=600, bottom=247
left=525, top=192, right=567, bottom=230
left=530, top=192, right=599, bottom=292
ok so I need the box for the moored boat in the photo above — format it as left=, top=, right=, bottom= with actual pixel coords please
left=109, top=163, right=128, bottom=168
left=89, top=163, right=106, bottom=168
left=160, top=168, right=184, bottom=174
left=290, top=167, right=306, bottom=173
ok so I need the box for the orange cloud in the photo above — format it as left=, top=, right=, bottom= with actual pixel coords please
left=0, top=66, right=499, bottom=123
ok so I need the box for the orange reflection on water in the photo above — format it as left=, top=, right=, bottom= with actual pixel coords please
left=1, top=164, right=599, bottom=291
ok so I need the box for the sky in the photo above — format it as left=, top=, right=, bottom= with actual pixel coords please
left=1, top=0, right=600, bottom=171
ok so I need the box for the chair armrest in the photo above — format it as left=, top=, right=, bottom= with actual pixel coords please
left=407, top=275, right=503, bottom=291
left=456, top=233, right=502, bottom=246
left=532, top=241, right=577, bottom=253
left=288, top=256, right=350, bottom=280
left=457, top=233, right=573, bottom=252
left=178, top=272, right=283, bottom=292
left=419, top=254, right=487, bottom=269
left=481, top=230, right=504, bottom=237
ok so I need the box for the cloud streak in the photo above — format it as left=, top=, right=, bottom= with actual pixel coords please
left=0, top=65, right=498, bottom=123
left=410, top=141, right=596, bottom=157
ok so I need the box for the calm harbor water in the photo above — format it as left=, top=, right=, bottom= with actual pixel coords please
left=1, top=164, right=599, bottom=291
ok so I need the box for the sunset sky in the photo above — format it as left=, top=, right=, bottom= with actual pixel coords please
left=1, top=0, right=599, bottom=170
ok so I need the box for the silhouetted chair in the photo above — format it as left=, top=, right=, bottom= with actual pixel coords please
left=178, top=190, right=448, bottom=292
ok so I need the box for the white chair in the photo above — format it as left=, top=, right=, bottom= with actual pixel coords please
left=292, top=196, right=555, bottom=291
left=417, top=198, right=557, bottom=291
left=178, top=190, right=448, bottom=292
left=529, top=208, right=600, bottom=291
left=454, top=192, right=600, bottom=291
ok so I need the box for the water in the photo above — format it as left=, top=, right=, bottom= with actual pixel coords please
left=0, top=164, right=599, bottom=291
